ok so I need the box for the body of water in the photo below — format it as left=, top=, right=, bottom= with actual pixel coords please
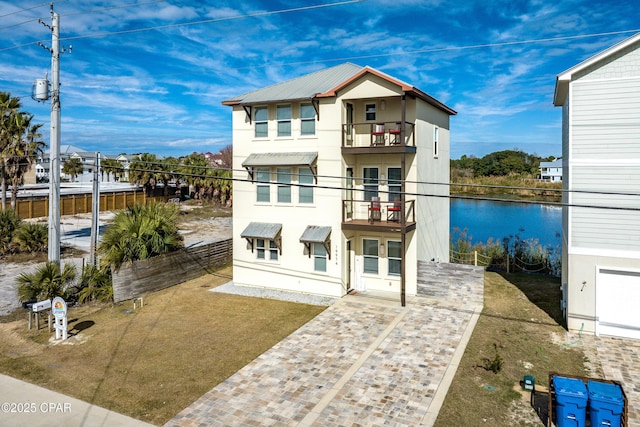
left=450, top=199, right=562, bottom=249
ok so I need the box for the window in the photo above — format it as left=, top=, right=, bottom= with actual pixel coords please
left=255, top=106, right=268, bottom=138
left=256, top=167, right=270, bottom=202
left=269, top=240, right=278, bottom=261
left=277, top=104, right=291, bottom=137
left=313, top=243, right=327, bottom=272
left=256, top=239, right=278, bottom=261
left=388, top=241, right=401, bottom=276
left=363, top=239, right=379, bottom=274
left=433, top=127, right=439, bottom=158
left=365, top=103, right=376, bottom=121
left=387, top=167, right=401, bottom=202
left=363, top=167, right=378, bottom=200
left=256, top=239, right=266, bottom=260
left=300, top=103, right=316, bottom=135
left=298, top=167, right=314, bottom=204
left=277, top=168, right=291, bottom=203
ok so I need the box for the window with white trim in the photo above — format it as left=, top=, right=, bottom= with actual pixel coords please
left=277, top=167, right=291, bottom=203
left=363, top=167, right=378, bottom=200
left=277, top=104, right=292, bottom=137
left=300, top=103, right=316, bottom=135
left=256, top=239, right=278, bottom=261
left=313, top=243, right=327, bottom=272
left=256, top=167, right=270, bottom=203
left=363, top=238, right=379, bottom=274
left=365, top=103, right=376, bottom=121
left=433, top=127, right=439, bottom=158
left=298, top=167, right=314, bottom=204
left=255, top=106, right=268, bottom=138
left=388, top=241, right=401, bottom=276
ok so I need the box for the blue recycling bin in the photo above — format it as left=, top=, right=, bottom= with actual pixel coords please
left=587, top=380, right=624, bottom=427
left=553, top=376, right=588, bottom=427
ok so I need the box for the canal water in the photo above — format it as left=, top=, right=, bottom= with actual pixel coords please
left=450, top=198, right=562, bottom=249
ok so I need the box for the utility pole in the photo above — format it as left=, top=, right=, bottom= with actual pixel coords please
left=38, top=6, right=69, bottom=265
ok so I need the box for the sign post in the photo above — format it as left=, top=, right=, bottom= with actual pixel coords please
left=52, top=297, right=68, bottom=340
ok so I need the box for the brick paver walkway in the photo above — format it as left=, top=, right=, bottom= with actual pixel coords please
left=166, top=265, right=484, bottom=427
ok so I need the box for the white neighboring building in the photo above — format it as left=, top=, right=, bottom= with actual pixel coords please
left=554, top=33, right=640, bottom=339
left=539, top=159, right=562, bottom=182
left=223, top=63, right=455, bottom=303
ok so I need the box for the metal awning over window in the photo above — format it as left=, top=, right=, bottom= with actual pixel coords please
left=242, top=152, right=318, bottom=183
left=299, top=225, right=331, bottom=259
left=241, top=222, right=282, bottom=254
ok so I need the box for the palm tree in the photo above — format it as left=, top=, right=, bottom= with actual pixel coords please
left=157, top=156, right=178, bottom=196
left=99, top=202, right=183, bottom=270
left=0, top=92, right=22, bottom=210
left=100, top=158, right=121, bottom=182
left=13, top=222, right=48, bottom=253
left=4, top=115, right=45, bottom=208
left=62, top=157, right=83, bottom=182
left=128, top=153, right=159, bottom=196
left=16, top=261, right=77, bottom=302
left=180, top=153, right=212, bottom=199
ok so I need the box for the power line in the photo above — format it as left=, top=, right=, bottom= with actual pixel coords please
left=0, top=1, right=53, bottom=18
left=60, top=0, right=167, bottom=17
left=0, top=0, right=364, bottom=52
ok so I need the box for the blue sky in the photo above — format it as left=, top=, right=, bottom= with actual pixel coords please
left=1, top=0, right=639, bottom=160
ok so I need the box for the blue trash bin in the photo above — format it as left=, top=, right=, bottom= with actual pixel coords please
left=587, top=380, right=624, bottom=427
left=553, top=376, right=588, bottom=427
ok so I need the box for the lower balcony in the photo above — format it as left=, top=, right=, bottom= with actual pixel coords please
left=341, top=199, right=416, bottom=232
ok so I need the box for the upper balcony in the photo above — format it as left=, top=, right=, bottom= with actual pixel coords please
left=341, top=198, right=416, bottom=233
left=341, top=121, right=416, bottom=155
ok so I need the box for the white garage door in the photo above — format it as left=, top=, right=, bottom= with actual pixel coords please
left=597, top=268, right=640, bottom=339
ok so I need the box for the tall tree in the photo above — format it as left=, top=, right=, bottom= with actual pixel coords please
left=128, top=153, right=159, bottom=196
left=100, top=158, right=121, bottom=182
left=0, top=92, right=23, bottom=210
left=4, top=115, right=45, bottom=208
left=62, top=157, right=83, bottom=182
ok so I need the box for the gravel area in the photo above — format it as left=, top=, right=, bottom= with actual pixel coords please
left=211, top=281, right=338, bottom=307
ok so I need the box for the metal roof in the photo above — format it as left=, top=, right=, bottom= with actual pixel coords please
left=240, top=222, right=282, bottom=240
left=242, top=152, right=318, bottom=167
left=299, top=226, right=332, bottom=244
left=223, top=63, right=364, bottom=105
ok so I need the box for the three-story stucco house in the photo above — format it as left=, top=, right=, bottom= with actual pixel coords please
left=554, top=33, right=640, bottom=339
left=223, top=63, right=455, bottom=305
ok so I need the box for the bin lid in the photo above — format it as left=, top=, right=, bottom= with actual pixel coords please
left=587, top=380, right=623, bottom=403
left=553, top=376, right=587, bottom=399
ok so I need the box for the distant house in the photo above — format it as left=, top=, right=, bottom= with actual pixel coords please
left=223, top=63, right=455, bottom=302
left=538, top=159, right=562, bottom=182
left=554, top=32, right=640, bottom=340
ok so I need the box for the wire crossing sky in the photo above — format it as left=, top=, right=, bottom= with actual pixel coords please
left=1, top=0, right=639, bottom=159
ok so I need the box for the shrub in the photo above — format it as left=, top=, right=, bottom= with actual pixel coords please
left=13, top=222, right=47, bottom=253
left=75, top=264, right=113, bottom=303
left=16, top=261, right=77, bottom=302
left=0, top=208, right=21, bottom=255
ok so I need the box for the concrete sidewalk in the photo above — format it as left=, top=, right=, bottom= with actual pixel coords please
left=0, top=374, right=155, bottom=427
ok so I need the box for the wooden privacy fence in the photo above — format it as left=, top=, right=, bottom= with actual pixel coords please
left=14, top=191, right=172, bottom=220
left=112, top=239, right=232, bottom=303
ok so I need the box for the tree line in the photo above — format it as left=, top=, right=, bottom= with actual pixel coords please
left=451, top=149, right=557, bottom=178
